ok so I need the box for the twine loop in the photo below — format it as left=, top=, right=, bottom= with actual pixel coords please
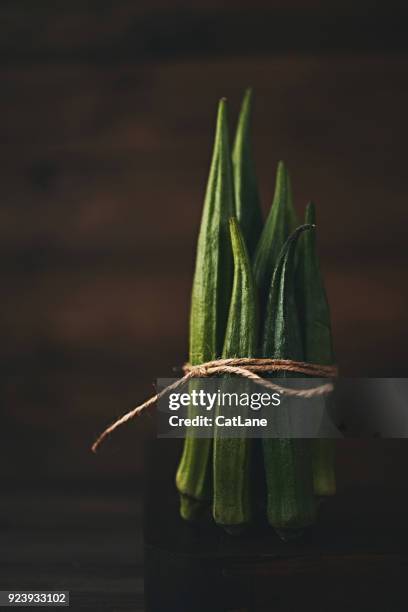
left=92, top=357, right=337, bottom=453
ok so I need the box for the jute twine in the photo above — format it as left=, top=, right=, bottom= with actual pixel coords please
left=92, top=358, right=337, bottom=453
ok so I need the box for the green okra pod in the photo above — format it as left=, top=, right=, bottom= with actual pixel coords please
left=261, top=225, right=317, bottom=536
left=213, top=217, right=258, bottom=531
left=296, top=202, right=336, bottom=496
left=176, top=99, right=235, bottom=520
left=253, top=161, right=298, bottom=316
left=232, top=89, right=263, bottom=256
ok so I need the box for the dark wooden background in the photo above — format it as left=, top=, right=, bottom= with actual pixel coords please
left=2, top=2, right=408, bottom=609
left=1, top=0, right=408, bottom=497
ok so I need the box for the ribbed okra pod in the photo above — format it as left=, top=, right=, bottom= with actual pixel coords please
left=253, top=161, right=298, bottom=314
left=261, top=225, right=317, bottom=536
left=175, top=99, right=235, bottom=520
left=297, top=202, right=336, bottom=496
left=232, top=89, right=263, bottom=256
left=213, top=217, right=258, bottom=532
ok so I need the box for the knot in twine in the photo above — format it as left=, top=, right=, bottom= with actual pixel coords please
left=92, top=357, right=338, bottom=453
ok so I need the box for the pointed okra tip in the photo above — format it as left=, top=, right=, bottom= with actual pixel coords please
left=272, top=223, right=315, bottom=281
left=271, top=160, right=291, bottom=208
left=233, top=89, right=253, bottom=158
left=242, top=87, right=253, bottom=112
left=287, top=222, right=315, bottom=247
left=274, top=224, right=315, bottom=273
left=214, top=97, right=230, bottom=148
left=273, top=160, right=290, bottom=198
left=305, top=201, right=317, bottom=225
left=276, top=159, right=288, bottom=181
left=235, top=88, right=253, bottom=122
left=228, top=216, right=244, bottom=254
left=229, top=217, right=253, bottom=273
left=216, top=97, right=228, bottom=125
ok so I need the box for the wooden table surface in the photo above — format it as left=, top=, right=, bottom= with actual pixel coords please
left=2, top=480, right=408, bottom=611
left=0, top=486, right=144, bottom=611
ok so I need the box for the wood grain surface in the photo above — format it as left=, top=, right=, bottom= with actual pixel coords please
left=1, top=481, right=408, bottom=611
left=0, top=485, right=143, bottom=611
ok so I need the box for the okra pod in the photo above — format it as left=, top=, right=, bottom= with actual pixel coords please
left=176, top=99, right=235, bottom=520
left=253, top=161, right=298, bottom=315
left=296, top=202, right=336, bottom=496
left=213, top=217, right=258, bottom=532
left=232, top=89, right=263, bottom=256
left=262, top=225, right=317, bottom=536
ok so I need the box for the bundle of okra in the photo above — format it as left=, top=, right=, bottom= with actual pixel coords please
left=176, top=91, right=335, bottom=539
